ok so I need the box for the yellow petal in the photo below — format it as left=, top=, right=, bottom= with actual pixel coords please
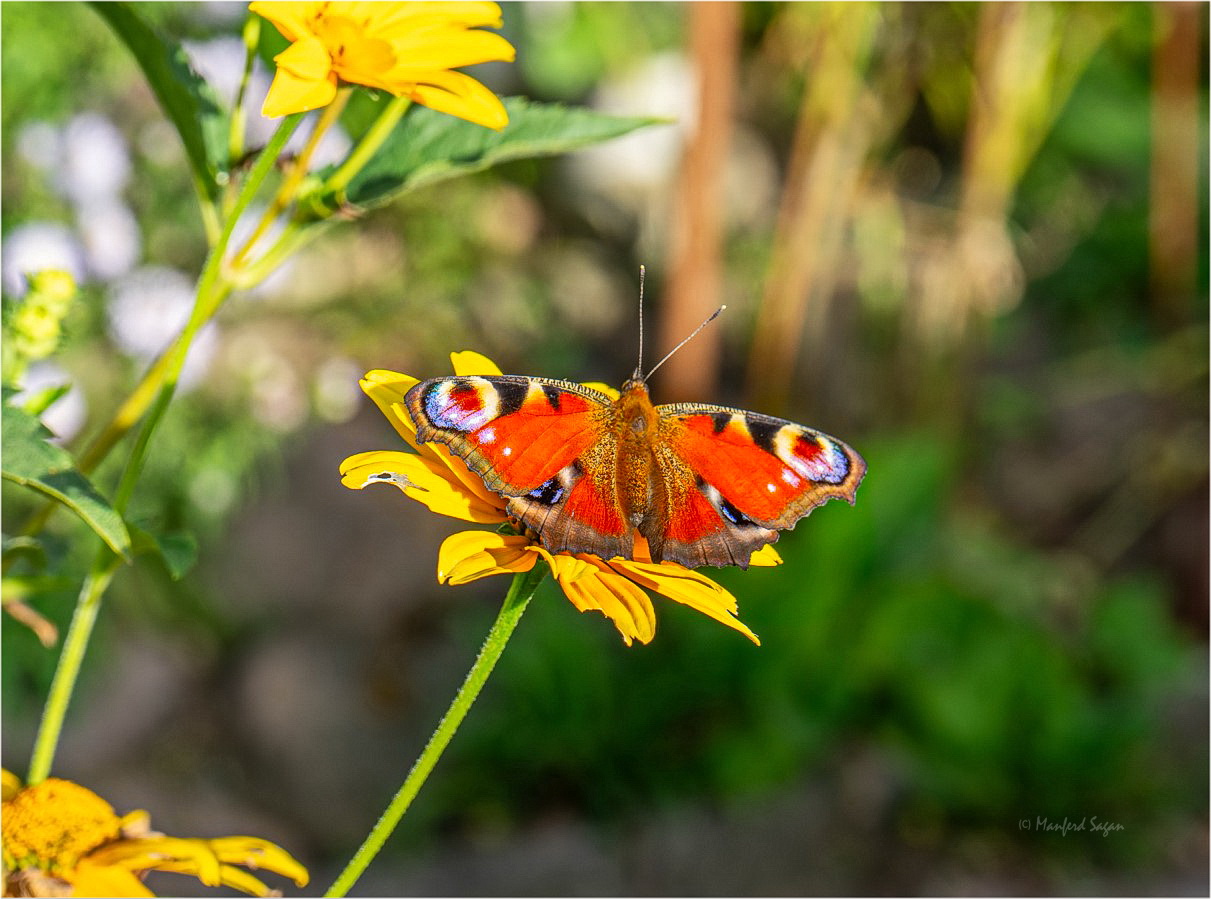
left=215, top=864, right=273, bottom=897
left=371, top=2, right=505, bottom=32
left=340, top=451, right=505, bottom=523
left=449, top=350, right=503, bottom=376
left=386, top=402, right=508, bottom=509
left=117, top=809, right=153, bottom=838
left=357, top=370, right=509, bottom=512
left=409, top=70, right=510, bottom=130
left=87, top=832, right=308, bottom=897
left=611, top=559, right=760, bottom=645
left=249, top=1, right=320, bottom=42
left=385, top=27, right=515, bottom=71
left=537, top=549, right=595, bottom=584
left=91, top=836, right=222, bottom=884
left=437, top=531, right=536, bottom=584
left=2, top=768, right=22, bottom=801
left=261, top=65, right=337, bottom=117
left=70, top=859, right=154, bottom=898
left=273, top=33, right=332, bottom=81
left=145, top=860, right=274, bottom=897
left=359, top=370, right=422, bottom=449
left=546, top=553, right=656, bottom=646
left=748, top=545, right=782, bottom=566
left=208, top=836, right=310, bottom=887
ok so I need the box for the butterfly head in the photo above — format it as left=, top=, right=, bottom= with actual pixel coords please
left=617, top=374, right=658, bottom=435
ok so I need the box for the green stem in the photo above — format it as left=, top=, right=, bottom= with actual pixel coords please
left=231, top=94, right=347, bottom=269
left=325, top=564, right=548, bottom=898
left=0, top=114, right=304, bottom=572
left=18, top=116, right=306, bottom=777
left=229, top=219, right=331, bottom=290
left=227, top=13, right=260, bottom=176
left=323, top=95, right=411, bottom=200
left=26, top=551, right=120, bottom=784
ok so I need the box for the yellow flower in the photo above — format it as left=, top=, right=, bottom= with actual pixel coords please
left=340, top=352, right=781, bottom=646
left=251, top=1, right=516, bottom=127
left=1, top=771, right=308, bottom=898
left=7, top=270, right=77, bottom=365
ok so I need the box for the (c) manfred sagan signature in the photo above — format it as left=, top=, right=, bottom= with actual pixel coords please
left=1018, top=816, right=1125, bottom=837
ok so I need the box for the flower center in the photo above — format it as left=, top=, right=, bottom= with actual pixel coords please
left=311, top=14, right=396, bottom=78
left=2, top=779, right=121, bottom=874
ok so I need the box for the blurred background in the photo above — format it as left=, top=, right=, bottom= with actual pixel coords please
left=2, top=1, right=1207, bottom=895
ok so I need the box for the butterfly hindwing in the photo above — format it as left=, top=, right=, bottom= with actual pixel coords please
left=404, top=375, right=635, bottom=559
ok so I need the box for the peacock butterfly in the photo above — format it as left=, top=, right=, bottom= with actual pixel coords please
left=403, top=283, right=865, bottom=570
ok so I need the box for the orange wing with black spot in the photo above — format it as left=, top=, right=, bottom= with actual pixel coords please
left=404, top=376, right=636, bottom=560
left=649, top=403, right=866, bottom=568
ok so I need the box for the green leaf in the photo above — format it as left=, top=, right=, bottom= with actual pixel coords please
left=316, top=97, right=666, bottom=213
left=1, top=404, right=131, bottom=558
left=90, top=2, right=228, bottom=200
left=130, top=524, right=198, bottom=580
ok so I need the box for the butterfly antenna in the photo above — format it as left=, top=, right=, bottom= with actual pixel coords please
left=635, top=265, right=646, bottom=379
left=643, top=304, right=726, bottom=382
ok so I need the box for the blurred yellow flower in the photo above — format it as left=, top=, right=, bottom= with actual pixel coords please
left=1, top=771, right=308, bottom=898
left=340, top=353, right=779, bottom=646
left=251, top=1, right=515, bottom=127
left=5, top=269, right=77, bottom=371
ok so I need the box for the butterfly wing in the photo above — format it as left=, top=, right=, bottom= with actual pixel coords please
left=404, top=375, right=636, bottom=560
left=651, top=403, right=866, bottom=568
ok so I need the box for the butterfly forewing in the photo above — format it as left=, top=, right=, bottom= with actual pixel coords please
left=404, top=375, right=636, bottom=559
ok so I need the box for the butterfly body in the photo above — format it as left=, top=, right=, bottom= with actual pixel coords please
left=405, top=374, right=865, bottom=569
